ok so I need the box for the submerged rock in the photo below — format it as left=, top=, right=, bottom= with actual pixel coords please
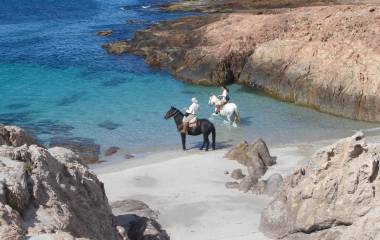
left=97, top=30, right=113, bottom=36
left=49, top=136, right=100, bottom=164
left=98, top=120, right=122, bottom=130
left=105, top=146, right=120, bottom=157
left=260, top=132, right=380, bottom=240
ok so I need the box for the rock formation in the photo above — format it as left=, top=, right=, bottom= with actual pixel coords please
left=260, top=132, right=380, bottom=240
left=225, top=138, right=279, bottom=193
left=104, top=4, right=380, bottom=122
left=0, top=124, right=169, bottom=240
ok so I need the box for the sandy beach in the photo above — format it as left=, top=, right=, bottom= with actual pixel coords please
left=96, top=143, right=316, bottom=240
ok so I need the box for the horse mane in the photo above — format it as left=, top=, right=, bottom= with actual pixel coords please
left=172, top=107, right=184, bottom=116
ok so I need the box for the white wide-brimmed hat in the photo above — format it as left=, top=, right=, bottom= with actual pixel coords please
left=191, top=97, right=198, bottom=103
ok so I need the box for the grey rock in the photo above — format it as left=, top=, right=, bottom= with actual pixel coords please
left=260, top=133, right=380, bottom=240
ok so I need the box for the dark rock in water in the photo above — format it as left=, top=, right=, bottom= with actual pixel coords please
left=105, top=146, right=120, bottom=157
left=6, top=103, right=30, bottom=110
left=102, top=78, right=127, bottom=87
left=49, top=136, right=100, bottom=164
left=181, top=90, right=196, bottom=95
left=125, top=153, right=134, bottom=159
left=98, top=120, right=122, bottom=130
left=112, top=200, right=170, bottom=240
left=56, top=91, right=86, bottom=106
left=97, top=30, right=113, bottom=36
left=27, top=120, right=74, bottom=136
left=0, top=111, right=34, bottom=125
left=126, top=19, right=145, bottom=24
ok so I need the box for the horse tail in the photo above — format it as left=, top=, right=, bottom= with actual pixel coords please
left=235, top=108, right=241, bottom=126
left=211, top=126, right=216, bottom=149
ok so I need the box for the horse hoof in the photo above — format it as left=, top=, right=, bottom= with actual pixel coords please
left=205, top=149, right=209, bottom=151
left=199, top=148, right=203, bottom=151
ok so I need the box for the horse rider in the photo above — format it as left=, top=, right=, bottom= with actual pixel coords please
left=181, top=97, right=200, bottom=134
left=216, top=85, right=230, bottom=114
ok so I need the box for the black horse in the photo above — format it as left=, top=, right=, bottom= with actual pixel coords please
left=164, top=107, right=216, bottom=151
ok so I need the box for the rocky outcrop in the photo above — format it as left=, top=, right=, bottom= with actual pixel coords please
left=260, top=132, right=380, bottom=240
left=0, top=124, right=169, bottom=240
left=161, top=0, right=380, bottom=13
left=0, top=124, right=36, bottom=147
left=0, top=144, right=121, bottom=239
left=0, top=124, right=121, bottom=239
left=104, top=4, right=380, bottom=122
left=225, top=139, right=279, bottom=193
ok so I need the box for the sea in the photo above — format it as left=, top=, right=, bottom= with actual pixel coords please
left=0, top=0, right=378, bottom=157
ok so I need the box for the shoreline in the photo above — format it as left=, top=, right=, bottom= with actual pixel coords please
left=94, top=125, right=380, bottom=172
left=93, top=135, right=334, bottom=239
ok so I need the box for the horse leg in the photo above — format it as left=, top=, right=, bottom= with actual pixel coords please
left=204, top=133, right=210, bottom=151
left=200, top=139, right=205, bottom=150
left=181, top=133, right=186, bottom=150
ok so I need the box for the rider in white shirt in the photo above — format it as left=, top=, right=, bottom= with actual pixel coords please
left=216, top=85, right=230, bottom=114
left=182, top=97, right=199, bottom=134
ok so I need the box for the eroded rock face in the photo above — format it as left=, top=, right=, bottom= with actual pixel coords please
left=260, top=132, right=380, bottom=240
left=0, top=126, right=121, bottom=239
left=106, top=5, right=380, bottom=122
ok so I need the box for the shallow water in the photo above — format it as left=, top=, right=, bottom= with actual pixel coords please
left=0, top=0, right=378, bottom=156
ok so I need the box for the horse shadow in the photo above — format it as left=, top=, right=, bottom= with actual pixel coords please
left=188, top=140, right=234, bottom=150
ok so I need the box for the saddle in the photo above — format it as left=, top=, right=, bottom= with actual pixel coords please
left=189, top=117, right=198, bottom=128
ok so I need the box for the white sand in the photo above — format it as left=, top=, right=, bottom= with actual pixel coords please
left=95, top=145, right=314, bottom=240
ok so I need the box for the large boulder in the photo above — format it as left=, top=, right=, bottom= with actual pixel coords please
left=226, top=138, right=276, bottom=179
left=260, top=132, right=380, bottom=240
left=0, top=125, right=122, bottom=239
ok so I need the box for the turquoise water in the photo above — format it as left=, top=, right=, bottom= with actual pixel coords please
left=0, top=0, right=378, bottom=155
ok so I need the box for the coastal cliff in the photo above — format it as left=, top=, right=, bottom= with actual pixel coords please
left=104, top=3, right=380, bottom=122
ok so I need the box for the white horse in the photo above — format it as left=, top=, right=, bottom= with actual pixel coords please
left=208, top=94, right=240, bottom=126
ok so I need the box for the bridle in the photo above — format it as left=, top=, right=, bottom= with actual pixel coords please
left=167, top=109, right=180, bottom=119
